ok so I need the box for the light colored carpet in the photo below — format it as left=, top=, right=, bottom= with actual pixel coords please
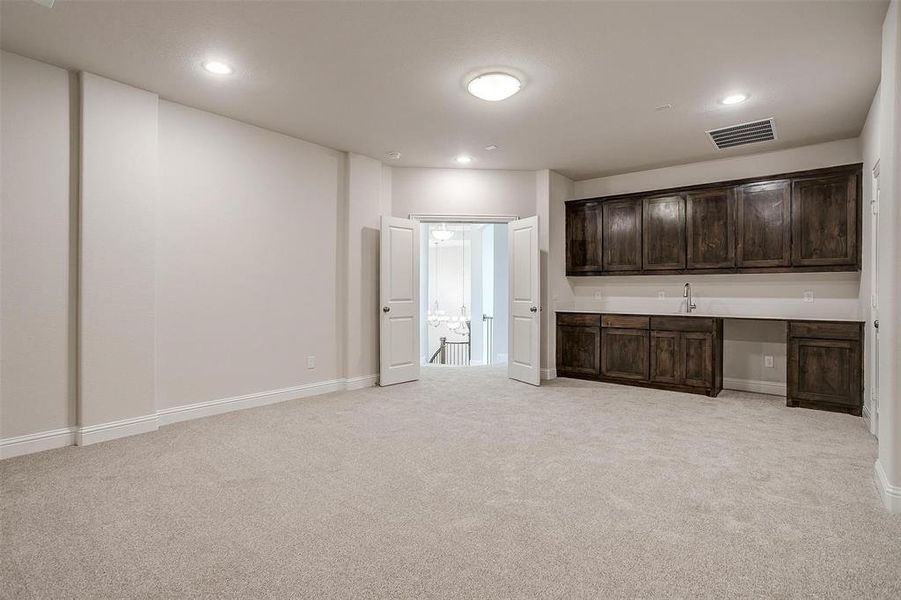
left=2, top=366, right=899, bottom=599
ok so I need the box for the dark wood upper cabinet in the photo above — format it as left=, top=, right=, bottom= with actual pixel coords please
left=791, top=173, right=858, bottom=267
left=602, top=199, right=642, bottom=272
left=565, top=164, right=861, bottom=276
left=642, top=195, right=685, bottom=270
left=686, top=187, right=734, bottom=269
left=735, top=180, right=791, bottom=268
left=566, top=201, right=603, bottom=274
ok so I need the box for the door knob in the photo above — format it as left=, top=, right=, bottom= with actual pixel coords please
left=530, top=306, right=538, bottom=313
left=383, top=306, right=390, bottom=313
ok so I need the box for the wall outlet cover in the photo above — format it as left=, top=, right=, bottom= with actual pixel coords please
left=657, top=291, right=665, bottom=299
left=803, top=291, right=814, bottom=303
left=764, top=355, right=774, bottom=368
left=593, top=291, right=603, bottom=300
left=307, top=356, right=315, bottom=369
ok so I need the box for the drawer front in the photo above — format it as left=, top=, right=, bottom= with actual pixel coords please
left=789, top=321, right=861, bottom=341
left=650, top=316, right=716, bottom=333
left=557, top=313, right=601, bottom=327
left=602, top=314, right=649, bottom=329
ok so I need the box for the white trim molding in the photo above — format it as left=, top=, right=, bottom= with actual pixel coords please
left=157, top=379, right=346, bottom=426
left=722, top=377, right=786, bottom=397
left=76, top=413, right=159, bottom=446
left=541, top=368, right=557, bottom=380
left=875, top=459, right=901, bottom=513
left=0, top=427, right=77, bottom=459
left=2, top=374, right=383, bottom=459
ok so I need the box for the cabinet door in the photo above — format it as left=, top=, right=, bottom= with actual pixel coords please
left=601, top=328, right=649, bottom=380
left=681, top=332, right=713, bottom=388
left=735, top=180, right=791, bottom=267
left=556, top=325, right=601, bottom=377
left=642, top=195, right=685, bottom=270
left=791, top=173, right=858, bottom=267
left=566, top=201, right=603, bottom=274
left=686, top=187, right=734, bottom=269
left=602, top=199, right=642, bottom=272
left=788, top=338, right=860, bottom=407
left=650, top=331, right=681, bottom=384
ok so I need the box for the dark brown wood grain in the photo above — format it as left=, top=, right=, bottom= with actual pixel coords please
left=686, top=187, right=734, bottom=269
left=650, top=330, right=681, bottom=384
left=735, top=179, right=791, bottom=268
left=602, top=199, right=642, bottom=272
left=787, top=320, right=863, bottom=415
left=791, top=173, right=858, bottom=267
left=566, top=201, right=604, bottom=274
left=681, top=332, right=713, bottom=388
left=556, top=324, right=601, bottom=378
left=601, top=328, right=649, bottom=381
left=642, top=195, right=685, bottom=270
left=650, top=316, right=716, bottom=333
left=602, top=314, right=649, bottom=329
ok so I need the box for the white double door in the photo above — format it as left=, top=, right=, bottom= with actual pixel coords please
left=378, top=215, right=541, bottom=386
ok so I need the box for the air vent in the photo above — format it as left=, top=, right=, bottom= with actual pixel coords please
left=707, top=118, right=776, bottom=149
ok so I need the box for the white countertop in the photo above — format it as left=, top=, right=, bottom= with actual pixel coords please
left=554, top=308, right=863, bottom=322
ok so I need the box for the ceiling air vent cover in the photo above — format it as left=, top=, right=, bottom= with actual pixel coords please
left=707, top=118, right=776, bottom=150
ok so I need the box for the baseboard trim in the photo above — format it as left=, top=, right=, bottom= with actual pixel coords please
left=76, top=413, right=160, bottom=446
left=2, top=374, right=382, bottom=459
left=0, top=427, right=76, bottom=459
left=874, top=459, right=901, bottom=513
left=541, top=368, right=557, bottom=380
left=722, top=377, right=786, bottom=397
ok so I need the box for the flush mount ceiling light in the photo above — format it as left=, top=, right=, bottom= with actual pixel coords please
left=455, top=155, right=473, bottom=165
left=385, top=151, right=402, bottom=160
left=720, top=93, right=748, bottom=105
left=202, top=60, right=233, bottom=75
left=431, top=225, right=454, bottom=241
left=484, top=144, right=499, bottom=151
left=467, top=72, right=522, bottom=102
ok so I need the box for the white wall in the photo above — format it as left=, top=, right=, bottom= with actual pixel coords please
left=0, top=52, right=75, bottom=440
left=79, top=72, right=158, bottom=429
left=345, top=153, right=388, bottom=382
left=156, top=101, right=344, bottom=410
left=391, top=167, right=537, bottom=218
left=875, top=0, right=901, bottom=512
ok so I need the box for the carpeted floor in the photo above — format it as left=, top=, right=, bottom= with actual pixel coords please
left=2, top=366, right=899, bottom=599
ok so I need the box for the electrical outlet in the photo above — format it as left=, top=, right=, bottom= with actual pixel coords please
left=307, top=356, right=315, bottom=369
left=657, top=291, right=665, bottom=299
left=764, top=355, right=774, bottom=368
left=803, top=291, right=814, bottom=303
left=593, top=291, right=603, bottom=300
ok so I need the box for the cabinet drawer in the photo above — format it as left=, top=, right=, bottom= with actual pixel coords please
left=650, top=316, right=716, bottom=333
left=557, top=313, right=601, bottom=327
left=789, top=321, right=860, bottom=341
left=602, top=314, right=649, bottom=329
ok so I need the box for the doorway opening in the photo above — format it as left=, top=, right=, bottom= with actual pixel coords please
left=419, top=222, right=509, bottom=367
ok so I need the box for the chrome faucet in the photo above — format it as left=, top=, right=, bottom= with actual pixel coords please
left=683, top=282, right=697, bottom=313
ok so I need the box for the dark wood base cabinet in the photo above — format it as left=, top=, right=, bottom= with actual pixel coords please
left=557, top=312, right=864, bottom=416
left=787, top=321, right=864, bottom=415
left=556, top=312, right=722, bottom=397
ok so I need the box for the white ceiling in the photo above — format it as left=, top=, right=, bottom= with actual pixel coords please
left=0, top=0, right=887, bottom=180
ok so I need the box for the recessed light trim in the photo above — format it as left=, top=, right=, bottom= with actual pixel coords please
left=467, top=72, right=522, bottom=102
left=202, top=60, right=233, bottom=75
left=455, top=155, right=473, bottom=165
left=484, top=144, right=498, bottom=151
left=720, top=93, right=748, bottom=105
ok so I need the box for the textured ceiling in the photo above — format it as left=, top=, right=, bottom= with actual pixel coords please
left=0, top=0, right=887, bottom=179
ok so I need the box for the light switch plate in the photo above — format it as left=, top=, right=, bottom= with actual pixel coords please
left=803, top=291, right=814, bottom=303
left=307, top=356, right=315, bottom=369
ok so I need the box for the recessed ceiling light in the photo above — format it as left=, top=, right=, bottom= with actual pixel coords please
left=202, top=61, right=233, bottom=75
left=720, top=93, right=748, bottom=105
left=484, top=144, right=498, bottom=151
left=455, top=155, right=472, bottom=165
left=467, top=72, right=522, bottom=102
left=385, top=151, right=402, bottom=160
